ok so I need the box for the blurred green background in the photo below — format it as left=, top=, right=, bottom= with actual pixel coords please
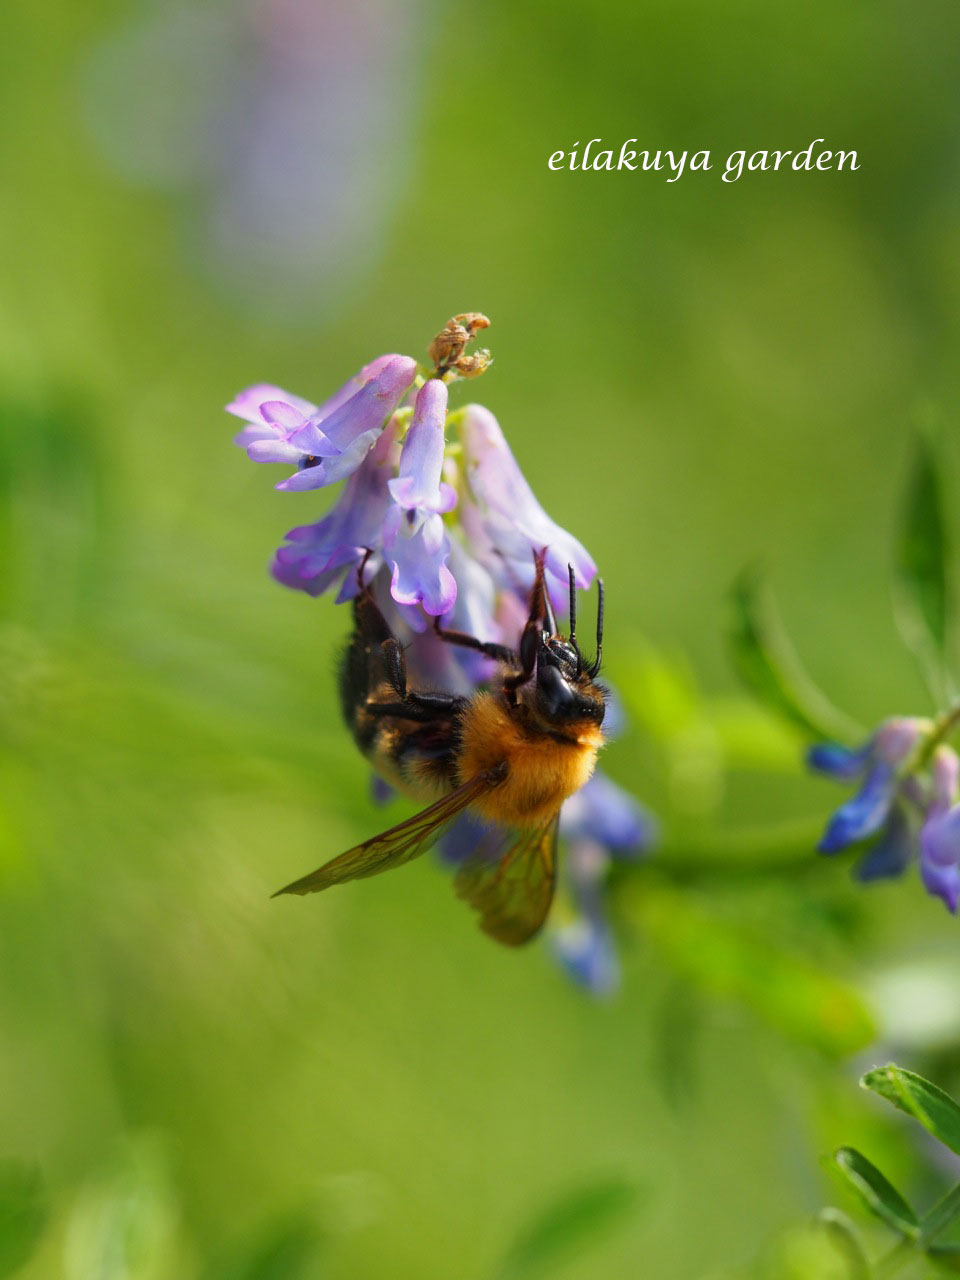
left=2, top=1, right=960, bottom=1276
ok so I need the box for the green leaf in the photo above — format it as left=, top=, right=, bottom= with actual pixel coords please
left=830, top=1147, right=918, bottom=1237
left=861, top=1065, right=960, bottom=1156
left=727, top=568, right=860, bottom=742
left=894, top=428, right=951, bottom=693
left=495, top=1178, right=640, bottom=1280
left=0, top=1162, right=47, bottom=1279
left=816, top=1209, right=871, bottom=1280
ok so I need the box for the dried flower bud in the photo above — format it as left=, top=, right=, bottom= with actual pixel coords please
left=453, top=350, right=492, bottom=379
left=428, top=312, right=492, bottom=376
left=452, top=312, right=490, bottom=336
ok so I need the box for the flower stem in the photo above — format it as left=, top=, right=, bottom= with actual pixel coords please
left=873, top=1236, right=914, bottom=1278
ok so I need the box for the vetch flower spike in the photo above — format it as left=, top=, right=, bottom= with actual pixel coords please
left=228, top=311, right=657, bottom=984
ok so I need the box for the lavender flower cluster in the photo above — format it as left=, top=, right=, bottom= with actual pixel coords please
left=228, top=315, right=654, bottom=991
left=811, top=716, right=960, bottom=911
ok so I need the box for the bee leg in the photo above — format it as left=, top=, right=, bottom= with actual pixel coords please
left=431, top=618, right=517, bottom=665
left=364, top=693, right=466, bottom=723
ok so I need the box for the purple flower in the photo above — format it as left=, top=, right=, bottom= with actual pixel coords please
left=228, top=354, right=416, bottom=491
left=552, top=772, right=655, bottom=995
left=920, top=747, right=960, bottom=913
left=810, top=718, right=927, bottom=854
left=271, top=418, right=400, bottom=597
left=459, top=404, right=596, bottom=606
left=381, top=381, right=458, bottom=617
left=559, top=772, right=657, bottom=855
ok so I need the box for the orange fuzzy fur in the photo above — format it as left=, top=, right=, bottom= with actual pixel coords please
left=455, top=692, right=603, bottom=826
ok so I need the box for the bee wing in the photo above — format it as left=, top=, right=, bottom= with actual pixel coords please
left=454, top=813, right=560, bottom=946
left=272, top=766, right=506, bottom=897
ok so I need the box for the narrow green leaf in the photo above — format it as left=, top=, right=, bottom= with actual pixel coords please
left=861, top=1065, right=960, bottom=1157
left=0, top=1162, right=47, bottom=1279
left=727, top=568, right=860, bottom=742
left=894, top=428, right=951, bottom=692
left=816, top=1209, right=871, bottom=1280
left=496, top=1178, right=639, bottom=1280
left=830, top=1147, right=918, bottom=1237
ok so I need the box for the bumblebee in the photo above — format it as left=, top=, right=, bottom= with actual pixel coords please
left=274, top=551, right=606, bottom=945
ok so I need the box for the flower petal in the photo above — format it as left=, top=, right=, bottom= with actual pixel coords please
left=386, top=514, right=457, bottom=616
left=259, top=400, right=308, bottom=430
left=560, top=772, right=656, bottom=857
left=552, top=916, right=619, bottom=994
left=312, top=353, right=409, bottom=422
left=807, top=742, right=869, bottom=781
left=246, top=439, right=305, bottom=464
left=226, top=383, right=318, bottom=423
left=318, top=355, right=417, bottom=452
left=461, top=403, right=596, bottom=592
left=387, top=379, right=452, bottom=514
left=818, top=762, right=897, bottom=854
left=855, top=806, right=913, bottom=882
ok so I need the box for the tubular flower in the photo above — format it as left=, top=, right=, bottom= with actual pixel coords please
left=808, top=716, right=960, bottom=910
left=381, top=380, right=458, bottom=616
left=809, top=718, right=929, bottom=855
left=919, top=746, right=960, bottom=913
left=459, top=404, right=596, bottom=606
left=227, top=313, right=657, bottom=983
left=551, top=773, right=656, bottom=994
left=228, top=353, right=416, bottom=491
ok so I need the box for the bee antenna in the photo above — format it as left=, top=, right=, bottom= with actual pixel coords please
left=567, top=564, right=577, bottom=645
left=587, top=577, right=604, bottom=678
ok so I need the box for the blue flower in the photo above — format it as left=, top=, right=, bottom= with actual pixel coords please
left=919, top=747, right=960, bottom=913
left=854, top=805, right=914, bottom=882
left=809, top=718, right=928, bottom=855
left=552, top=772, right=656, bottom=995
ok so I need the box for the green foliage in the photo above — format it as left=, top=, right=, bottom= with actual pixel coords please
left=816, top=1209, right=871, bottom=1280
left=0, top=1162, right=46, bottom=1279
left=495, top=1178, right=640, bottom=1280
left=634, top=884, right=874, bottom=1057
left=205, top=1214, right=323, bottom=1280
left=894, top=427, right=951, bottom=700
left=727, top=569, right=859, bottom=743
left=63, top=1140, right=180, bottom=1280
left=928, top=1244, right=960, bottom=1273
left=861, top=1065, right=960, bottom=1158
left=829, top=1147, right=918, bottom=1238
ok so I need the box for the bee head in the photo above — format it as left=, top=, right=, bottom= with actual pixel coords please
left=531, top=568, right=605, bottom=728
